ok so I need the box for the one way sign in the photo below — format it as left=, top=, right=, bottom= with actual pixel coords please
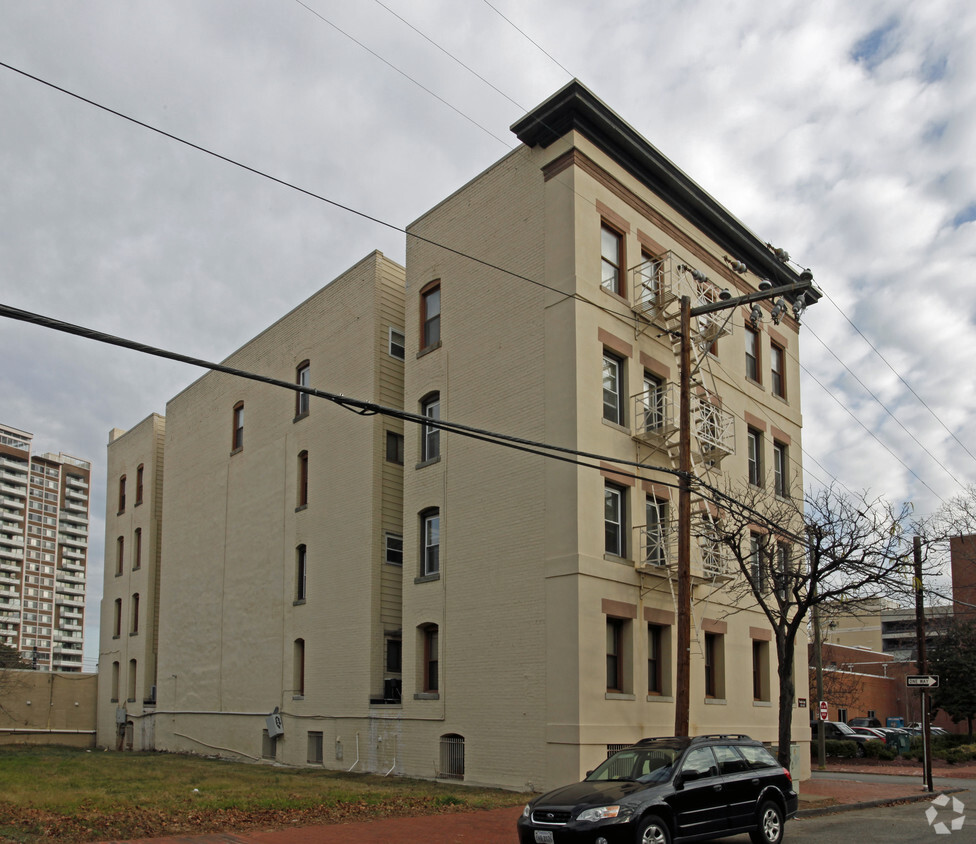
left=906, top=675, right=940, bottom=688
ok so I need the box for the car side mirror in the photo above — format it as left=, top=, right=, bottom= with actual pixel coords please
left=585, top=770, right=593, bottom=778
left=673, top=773, right=685, bottom=790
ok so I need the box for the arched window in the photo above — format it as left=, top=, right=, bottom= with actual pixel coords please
left=421, top=509, right=440, bottom=577
left=420, top=280, right=441, bottom=350
left=127, top=659, right=137, bottom=702
left=297, top=451, right=309, bottom=507
left=296, top=361, right=310, bottom=417
left=295, top=545, right=307, bottom=602
left=116, top=536, right=124, bottom=576
left=118, top=475, right=126, bottom=513
left=113, top=598, right=122, bottom=638
left=111, top=661, right=120, bottom=701
left=130, top=593, right=140, bottom=635
left=135, top=464, right=144, bottom=506
left=420, top=624, right=439, bottom=693
left=420, top=393, right=440, bottom=461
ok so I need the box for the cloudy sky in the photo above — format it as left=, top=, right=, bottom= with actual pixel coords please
left=1, top=1, right=974, bottom=670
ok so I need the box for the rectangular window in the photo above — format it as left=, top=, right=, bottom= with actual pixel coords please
left=421, top=395, right=440, bottom=461
left=602, top=352, right=624, bottom=425
left=385, top=532, right=403, bottom=566
left=389, top=327, right=405, bottom=360
left=704, top=633, right=718, bottom=697
left=637, top=250, right=662, bottom=310
left=606, top=617, right=624, bottom=692
left=118, top=476, right=126, bottom=514
left=745, top=326, right=760, bottom=382
left=133, top=528, right=142, bottom=570
left=424, top=626, right=439, bottom=692
left=422, top=511, right=440, bottom=576
left=135, top=464, right=144, bottom=506
left=641, top=373, right=664, bottom=432
left=600, top=224, right=624, bottom=296
left=747, top=428, right=763, bottom=486
left=752, top=640, right=769, bottom=701
left=645, top=496, right=667, bottom=566
left=307, top=731, right=324, bottom=764
left=130, top=593, right=139, bottom=635
left=296, top=545, right=307, bottom=602
left=648, top=624, right=663, bottom=694
left=386, top=637, right=402, bottom=672
left=775, top=543, right=789, bottom=600
left=770, top=342, right=785, bottom=398
left=116, top=536, right=124, bottom=576
left=297, top=451, right=309, bottom=507
left=749, top=533, right=763, bottom=587
left=294, top=638, right=305, bottom=697
left=296, top=362, right=310, bottom=417
left=113, top=598, right=122, bottom=638
left=421, top=283, right=441, bottom=350
left=386, top=431, right=404, bottom=464
left=773, top=441, right=788, bottom=497
left=232, top=403, right=244, bottom=451
left=604, top=483, right=626, bottom=557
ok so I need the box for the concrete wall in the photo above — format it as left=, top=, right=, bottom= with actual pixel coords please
left=0, top=669, right=96, bottom=747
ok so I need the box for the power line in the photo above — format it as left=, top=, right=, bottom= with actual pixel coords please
left=291, top=0, right=513, bottom=148
left=478, top=0, right=574, bottom=78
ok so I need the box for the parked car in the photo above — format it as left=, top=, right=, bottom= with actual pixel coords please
left=517, top=734, right=797, bottom=844
left=851, top=726, right=887, bottom=741
left=810, top=720, right=872, bottom=756
left=847, top=717, right=883, bottom=729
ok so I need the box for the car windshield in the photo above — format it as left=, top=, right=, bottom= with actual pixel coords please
left=835, top=722, right=856, bottom=735
left=586, top=747, right=679, bottom=783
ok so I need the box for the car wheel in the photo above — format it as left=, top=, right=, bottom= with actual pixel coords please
left=749, top=800, right=784, bottom=844
left=855, top=743, right=865, bottom=758
left=636, top=814, right=671, bottom=844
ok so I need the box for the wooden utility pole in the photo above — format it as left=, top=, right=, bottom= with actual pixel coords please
left=913, top=535, right=933, bottom=793
left=674, top=295, right=692, bottom=736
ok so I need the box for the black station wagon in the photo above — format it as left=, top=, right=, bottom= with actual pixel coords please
left=517, top=734, right=797, bottom=844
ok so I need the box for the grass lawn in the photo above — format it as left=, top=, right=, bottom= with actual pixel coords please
left=0, top=745, right=530, bottom=843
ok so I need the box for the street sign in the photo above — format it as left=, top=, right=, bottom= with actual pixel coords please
left=819, top=700, right=829, bottom=721
left=906, top=675, right=940, bottom=688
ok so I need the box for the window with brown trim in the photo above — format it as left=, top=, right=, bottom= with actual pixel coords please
left=606, top=617, right=624, bottom=692
left=420, top=282, right=441, bottom=350
left=647, top=624, right=662, bottom=694
left=118, top=475, right=126, bottom=514
left=600, top=223, right=624, bottom=296
left=296, top=361, right=310, bottom=418
left=297, top=450, right=309, bottom=507
left=232, top=402, right=244, bottom=451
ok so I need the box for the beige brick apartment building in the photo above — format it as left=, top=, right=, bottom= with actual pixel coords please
left=98, top=82, right=814, bottom=789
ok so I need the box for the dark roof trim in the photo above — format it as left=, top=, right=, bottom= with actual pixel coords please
left=511, top=80, right=818, bottom=298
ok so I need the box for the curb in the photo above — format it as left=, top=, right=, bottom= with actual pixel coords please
left=797, top=786, right=968, bottom=818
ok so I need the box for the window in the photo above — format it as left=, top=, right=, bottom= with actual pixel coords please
left=307, top=731, right=324, bottom=764
left=296, top=361, right=310, bottom=417
left=135, top=464, right=144, bottom=506
left=389, top=327, right=405, bottom=360
left=600, top=224, right=624, bottom=296
left=385, top=532, right=403, bottom=566
left=294, top=638, right=305, bottom=697
left=421, top=511, right=440, bottom=576
left=421, top=394, right=440, bottom=461
left=130, top=593, right=139, bottom=635
left=753, top=640, right=770, bottom=701
left=421, top=282, right=441, bottom=350
left=386, top=637, right=402, bottom=672
left=837, top=707, right=848, bottom=724
left=770, top=342, right=785, bottom=398
left=423, top=625, right=439, bottom=692
left=604, top=483, right=626, bottom=557
left=113, top=598, right=122, bottom=638
left=637, top=250, right=662, bottom=310
left=297, top=451, right=309, bottom=508
left=296, top=545, right=307, bottom=602
left=127, top=658, right=137, bottom=702
left=704, top=633, right=725, bottom=698
left=648, top=624, right=663, bottom=694
left=645, top=496, right=667, bottom=566
left=773, top=441, right=788, bottom=497
left=747, top=428, right=763, bottom=486
left=118, top=475, right=126, bottom=514
left=133, top=527, right=142, bottom=570
left=749, top=533, right=763, bottom=587
left=111, top=661, right=120, bottom=701
left=232, top=402, right=244, bottom=451
left=774, top=543, right=789, bottom=600
left=745, top=327, right=760, bottom=382
left=641, top=373, right=664, bottom=432
left=116, top=536, right=124, bottom=576
left=606, top=617, right=624, bottom=692
left=386, top=431, right=404, bottom=464
left=602, top=352, right=624, bottom=425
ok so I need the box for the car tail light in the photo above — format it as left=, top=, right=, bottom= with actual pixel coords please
left=782, top=767, right=792, bottom=783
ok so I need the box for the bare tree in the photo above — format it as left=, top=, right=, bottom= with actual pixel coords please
left=694, top=482, right=923, bottom=768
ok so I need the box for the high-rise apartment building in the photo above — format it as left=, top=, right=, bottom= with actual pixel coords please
left=0, top=423, right=90, bottom=671
left=97, top=82, right=816, bottom=789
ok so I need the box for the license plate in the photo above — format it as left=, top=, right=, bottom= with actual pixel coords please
left=534, top=832, right=554, bottom=844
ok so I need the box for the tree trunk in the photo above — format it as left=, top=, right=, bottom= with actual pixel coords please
left=775, top=634, right=797, bottom=770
